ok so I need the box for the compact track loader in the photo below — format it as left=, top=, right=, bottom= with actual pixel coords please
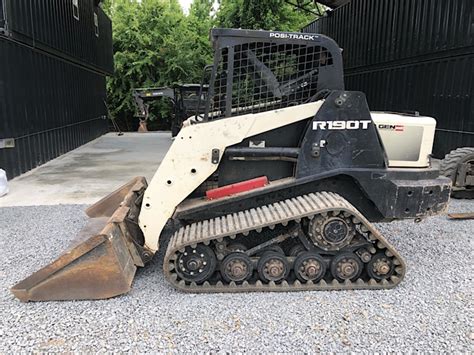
left=133, top=84, right=208, bottom=136
left=11, top=29, right=451, bottom=301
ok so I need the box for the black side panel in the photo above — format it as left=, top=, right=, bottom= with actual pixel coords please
left=178, top=174, right=385, bottom=222
left=176, top=168, right=451, bottom=223
left=296, top=91, right=386, bottom=177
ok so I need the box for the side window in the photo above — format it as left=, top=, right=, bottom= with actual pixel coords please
left=72, top=0, right=79, bottom=21
left=94, top=12, right=99, bottom=37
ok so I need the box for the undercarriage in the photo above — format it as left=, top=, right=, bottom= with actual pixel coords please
left=165, top=192, right=405, bottom=292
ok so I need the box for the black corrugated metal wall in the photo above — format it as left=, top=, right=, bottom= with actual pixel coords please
left=303, top=0, right=473, bottom=158
left=1, top=0, right=113, bottom=75
left=0, top=0, right=113, bottom=179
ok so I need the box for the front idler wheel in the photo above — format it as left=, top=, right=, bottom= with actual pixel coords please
left=294, top=252, right=326, bottom=283
left=257, top=251, right=290, bottom=283
left=330, top=252, right=363, bottom=282
left=175, top=244, right=217, bottom=283
left=220, top=252, right=253, bottom=283
left=367, top=253, right=394, bottom=280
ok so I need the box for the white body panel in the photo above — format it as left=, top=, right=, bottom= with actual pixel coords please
left=139, top=101, right=324, bottom=251
left=372, top=112, right=436, bottom=168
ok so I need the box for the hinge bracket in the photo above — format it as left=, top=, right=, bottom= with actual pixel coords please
left=211, top=149, right=220, bottom=164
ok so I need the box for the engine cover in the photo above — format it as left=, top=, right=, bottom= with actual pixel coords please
left=372, top=112, right=436, bottom=168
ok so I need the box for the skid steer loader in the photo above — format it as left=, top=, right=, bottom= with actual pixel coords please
left=11, top=29, right=451, bottom=302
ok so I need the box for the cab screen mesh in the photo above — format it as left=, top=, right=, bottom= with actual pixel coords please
left=207, top=42, right=333, bottom=119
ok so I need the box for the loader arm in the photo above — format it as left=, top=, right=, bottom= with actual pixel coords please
left=139, top=100, right=324, bottom=251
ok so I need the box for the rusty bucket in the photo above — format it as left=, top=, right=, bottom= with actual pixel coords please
left=11, top=177, right=149, bottom=302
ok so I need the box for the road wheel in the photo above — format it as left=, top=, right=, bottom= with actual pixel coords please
left=257, top=252, right=289, bottom=283
left=220, top=252, right=253, bottom=283
left=330, top=252, right=363, bottom=282
left=294, top=252, right=326, bottom=283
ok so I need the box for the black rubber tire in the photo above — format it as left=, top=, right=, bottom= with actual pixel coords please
left=440, top=147, right=474, bottom=199
left=257, top=251, right=290, bottom=283
left=294, top=252, right=326, bottom=283
left=330, top=252, right=363, bottom=282
left=220, top=252, right=253, bottom=283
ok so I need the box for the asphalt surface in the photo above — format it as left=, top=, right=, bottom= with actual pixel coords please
left=0, top=200, right=472, bottom=352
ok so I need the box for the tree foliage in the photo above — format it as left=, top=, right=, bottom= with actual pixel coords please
left=104, top=0, right=320, bottom=131
left=217, top=0, right=320, bottom=31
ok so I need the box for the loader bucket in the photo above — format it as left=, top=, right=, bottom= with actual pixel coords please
left=11, top=177, right=149, bottom=302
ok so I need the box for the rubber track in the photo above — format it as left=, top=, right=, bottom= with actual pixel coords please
left=164, top=192, right=406, bottom=292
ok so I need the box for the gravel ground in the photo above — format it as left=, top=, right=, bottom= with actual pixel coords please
left=0, top=200, right=472, bottom=353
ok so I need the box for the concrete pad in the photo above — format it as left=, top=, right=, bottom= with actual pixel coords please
left=0, top=132, right=173, bottom=207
